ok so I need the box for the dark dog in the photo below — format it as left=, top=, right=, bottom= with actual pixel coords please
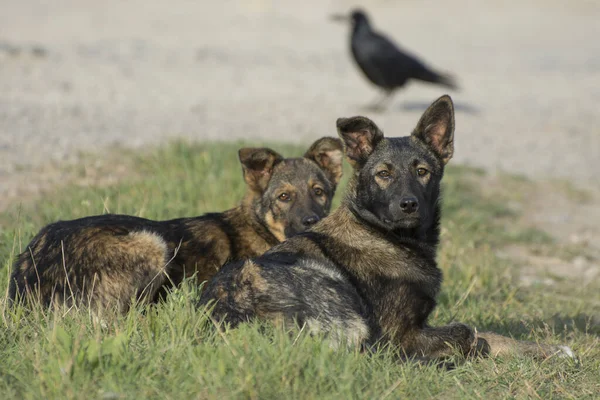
left=9, top=137, right=344, bottom=312
left=200, top=96, right=573, bottom=360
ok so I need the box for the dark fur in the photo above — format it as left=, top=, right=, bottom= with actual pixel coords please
left=9, top=137, right=344, bottom=312
left=200, top=96, right=573, bottom=360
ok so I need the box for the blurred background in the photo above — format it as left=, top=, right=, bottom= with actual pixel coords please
left=0, top=0, right=598, bottom=183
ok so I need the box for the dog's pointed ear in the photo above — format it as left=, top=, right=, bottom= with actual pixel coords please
left=238, top=147, right=284, bottom=192
left=336, top=116, right=384, bottom=167
left=412, top=95, right=455, bottom=164
left=304, top=137, right=344, bottom=186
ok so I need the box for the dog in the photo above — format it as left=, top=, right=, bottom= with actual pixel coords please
left=9, top=137, right=344, bottom=312
left=199, top=96, right=573, bottom=360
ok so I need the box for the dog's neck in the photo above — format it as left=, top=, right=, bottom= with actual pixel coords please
left=232, top=193, right=281, bottom=246
left=390, top=204, right=441, bottom=249
left=310, top=202, right=440, bottom=290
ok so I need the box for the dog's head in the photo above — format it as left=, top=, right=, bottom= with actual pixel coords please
left=239, top=137, right=343, bottom=241
left=336, top=95, right=454, bottom=237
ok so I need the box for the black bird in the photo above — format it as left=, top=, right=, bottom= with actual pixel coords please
left=331, top=9, right=458, bottom=110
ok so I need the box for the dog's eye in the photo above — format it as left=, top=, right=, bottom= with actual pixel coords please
left=417, top=168, right=429, bottom=177
left=313, top=187, right=324, bottom=196
left=278, top=193, right=291, bottom=202
left=377, top=170, right=391, bottom=178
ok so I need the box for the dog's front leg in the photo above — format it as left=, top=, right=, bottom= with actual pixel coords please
left=404, top=322, right=481, bottom=359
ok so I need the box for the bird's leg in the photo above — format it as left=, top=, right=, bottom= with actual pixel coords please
left=364, top=90, right=394, bottom=112
left=377, top=90, right=394, bottom=109
left=364, top=91, right=387, bottom=112
left=370, top=91, right=386, bottom=106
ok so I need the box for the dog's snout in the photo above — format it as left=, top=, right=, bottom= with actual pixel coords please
left=302, top=215, right=321, bottom=227
left=400, top=197, right=419, bottom=214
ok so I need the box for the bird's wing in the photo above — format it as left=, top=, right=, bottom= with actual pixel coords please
left=353, top=31, right=431, bottom=87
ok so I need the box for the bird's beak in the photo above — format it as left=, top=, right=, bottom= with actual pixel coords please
left=329, top=13, right=349, bottom=23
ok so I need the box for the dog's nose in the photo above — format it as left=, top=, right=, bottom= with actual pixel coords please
left=400, top=197, right=419, bottom=214
left=302, top=215, right=321, bottom=227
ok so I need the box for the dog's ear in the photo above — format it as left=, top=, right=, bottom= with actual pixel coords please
left=412, top=95, right=455, bottom=164
left=238, top=147, right=284, bottom=192
left=336, top=116, right=384, bottom=167
left=304, top=137, right=344, bottom=186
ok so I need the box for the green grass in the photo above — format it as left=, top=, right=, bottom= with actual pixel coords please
left=0, top=141, right=598, bottom=399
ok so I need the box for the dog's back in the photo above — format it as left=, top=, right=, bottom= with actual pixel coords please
left=10, top=214, right=171, bottom=310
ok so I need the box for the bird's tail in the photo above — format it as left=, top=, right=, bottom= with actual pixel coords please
left=415, top=68, right=458, bottom=90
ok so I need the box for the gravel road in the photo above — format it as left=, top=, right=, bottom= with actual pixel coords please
left=1, top=0, right=599, bottom=191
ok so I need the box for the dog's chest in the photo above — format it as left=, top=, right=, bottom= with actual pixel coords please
left=363, top=275, right=439, bottom=331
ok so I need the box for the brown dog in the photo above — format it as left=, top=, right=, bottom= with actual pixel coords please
left=9, top=137, right=344, bottom=313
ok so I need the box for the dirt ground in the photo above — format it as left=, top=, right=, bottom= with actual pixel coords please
left=1, top=0, right=599, bottom=284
